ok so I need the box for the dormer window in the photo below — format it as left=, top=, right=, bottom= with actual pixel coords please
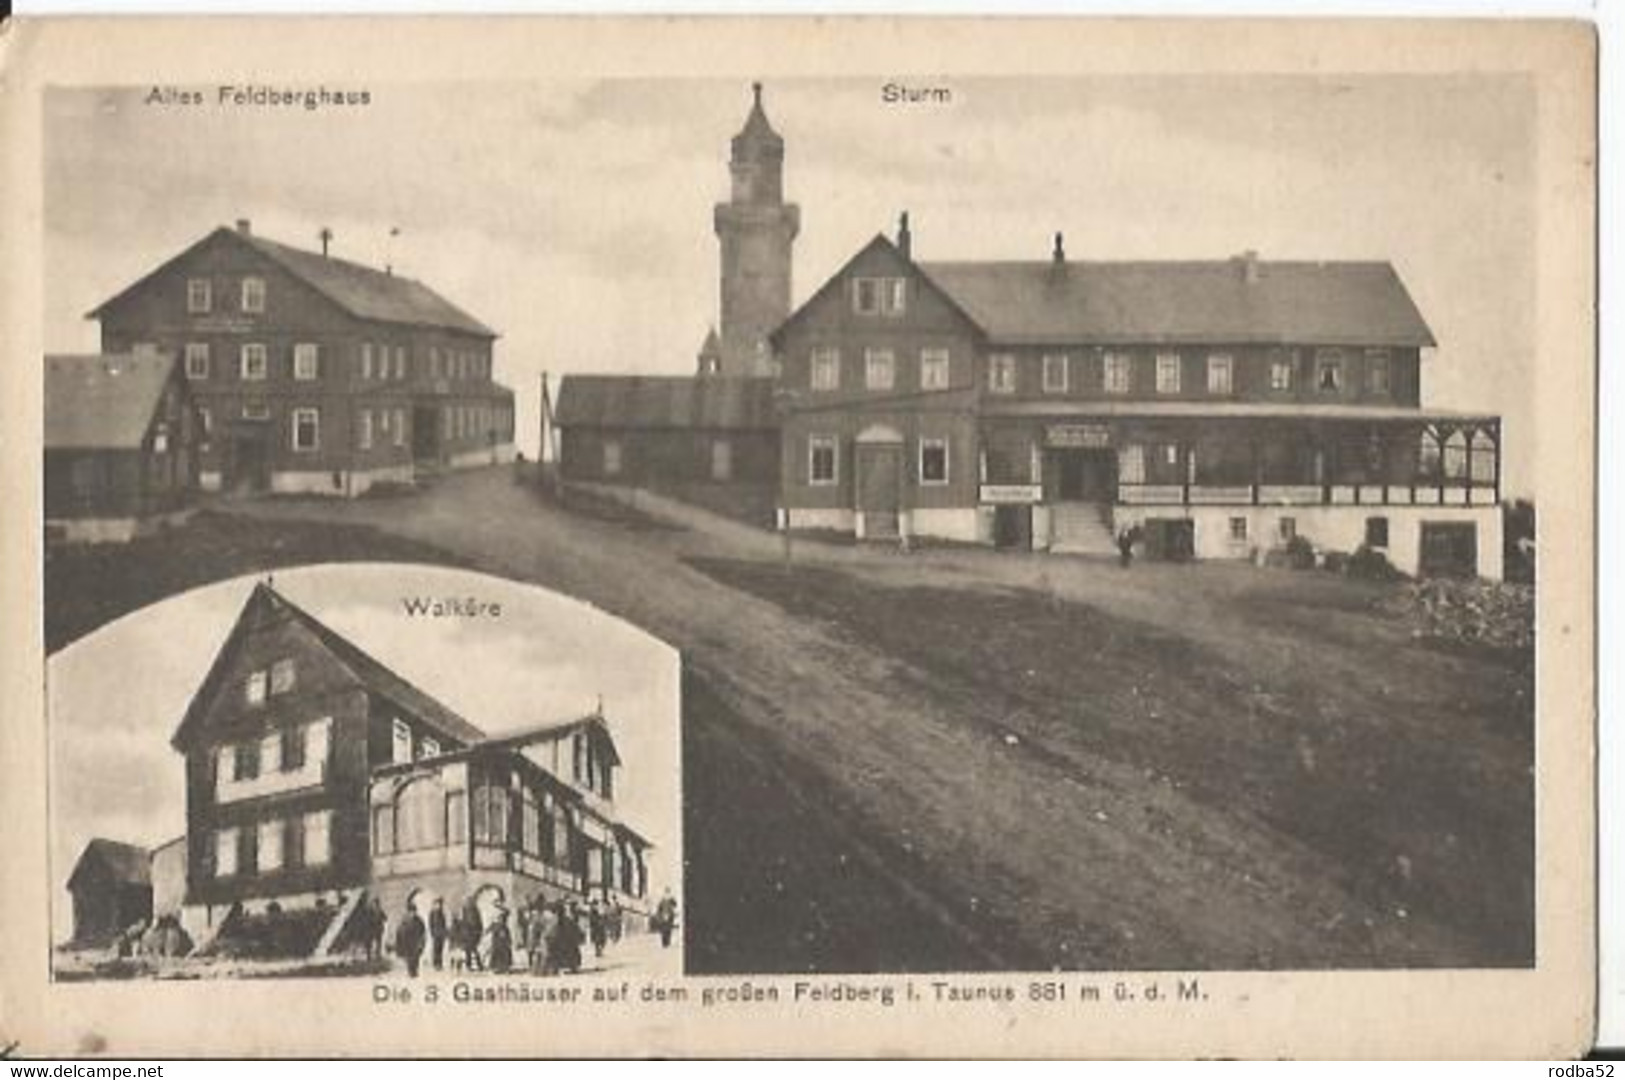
left=187, top=278, right=212, bottom=314
left=241, top=277, right=266, bottom=314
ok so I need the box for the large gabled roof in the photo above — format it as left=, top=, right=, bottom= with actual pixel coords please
left=172, top=583, right=487, bottom=750
left=67, top=838, right=151, bottom=890
left=916, top=258, right=1437, bottom=348
left=554, top=375, right=777, bottom=431
left=491, top=712, right=622, bottom=767
left=44, top=353, right=181, bottom=451
left=88, top=226, right=496, bottom=338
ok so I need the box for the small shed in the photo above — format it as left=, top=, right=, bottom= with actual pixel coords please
left=44, top=352, right=203, bottom=543
left=67, top=838, right=154, bottom=946
left=554, top=375, right=780, bottom=486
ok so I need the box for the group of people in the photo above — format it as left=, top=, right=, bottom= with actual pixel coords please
left=380, top=888, right=677, bottom=978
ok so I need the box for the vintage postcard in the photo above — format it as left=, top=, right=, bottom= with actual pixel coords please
left=0, top=16, right=1597, bottom=1058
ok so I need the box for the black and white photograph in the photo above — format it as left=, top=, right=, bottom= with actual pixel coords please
left=3, top=15, right=1596, bottom=1059
left=48, top=564, right=682, bottom=983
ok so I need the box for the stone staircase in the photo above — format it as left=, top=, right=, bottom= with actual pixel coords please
left=315, top=888, right=367, bottom=957
left=1048, top=501, right=1119, bottom=557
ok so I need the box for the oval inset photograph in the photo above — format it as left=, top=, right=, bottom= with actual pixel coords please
left=48, top=563, right=681, bottom=981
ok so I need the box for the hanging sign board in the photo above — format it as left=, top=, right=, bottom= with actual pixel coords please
left=1045, top=423, right=1111, bottom=448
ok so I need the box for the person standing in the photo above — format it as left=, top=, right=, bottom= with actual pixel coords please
left=588, top=900, right=608, bottom=960
left=366, top=897, right=388, bottom=961
left=653, top=889, right=678, bottom=949
left=461, top=897, right=485, bottom=972
left=487, top=909, right=514, bottom=974
left=428, top=898, right=448, bottom=971
left=394, top=899, right=427, bottom=978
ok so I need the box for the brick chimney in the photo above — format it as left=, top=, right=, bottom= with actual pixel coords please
left=236, top=218, right=252, bottom=236
left=1239, top=248, right=1260, bottom=284
left=897, top=211, right=912, bottom=260
left=1052, top=231, right=1066, bottom=265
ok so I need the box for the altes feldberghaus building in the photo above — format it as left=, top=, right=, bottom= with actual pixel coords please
left=556, top=83, right=1505, bottom=579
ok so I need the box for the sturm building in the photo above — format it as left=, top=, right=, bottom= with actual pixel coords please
left=89, top=219, right=517, bottom=497
left=773, top=220, right=1505, bottom=579
left=167, top=582, right=652, bottom=948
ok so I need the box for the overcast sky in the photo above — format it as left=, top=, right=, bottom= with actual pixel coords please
left=48, top=564, right=680, bottom=944
left=44, top=75, right=1536, bottom=493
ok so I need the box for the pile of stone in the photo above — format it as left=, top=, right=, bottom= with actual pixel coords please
left=1383, top=578, right=1535, bottom=650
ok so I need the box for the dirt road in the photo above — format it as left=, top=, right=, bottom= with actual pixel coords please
left=226, top=468, right=1533, bottom=973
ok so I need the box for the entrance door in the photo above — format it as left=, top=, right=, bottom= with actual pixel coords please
left=1054, top=449, right=1116, bottom=502
left=856, top=443, right=902, bottom=538
left=412, top=405, right=440, bottom=462
left=1419, top=522, right=1478, bottom=578
left=227, top=428, right=271, bottom=493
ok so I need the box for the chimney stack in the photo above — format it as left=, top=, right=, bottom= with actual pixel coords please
left=1240, top=248, right=1260, bottom=284
left=236, top=218, right=252, bottom=236
left=897, top=211, right=912, bottom=260
left=319, top=226, right=333, bottom=258
left=1052, top=231, right=1066, bottom=265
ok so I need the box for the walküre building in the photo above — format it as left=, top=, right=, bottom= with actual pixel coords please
left=167, top=583, right=652, bottom=947
left=773, top=220, right=1504, bottom=578
left=89, top=220, right=516, bottom=497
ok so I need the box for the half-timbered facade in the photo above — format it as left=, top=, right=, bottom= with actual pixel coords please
left=170, top=583, right=652, bottom=938
left=89, top=220, right=516, bottom=497
left=772, top=220, right=1504, bottom=579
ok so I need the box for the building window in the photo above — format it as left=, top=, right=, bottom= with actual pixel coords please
left=988, top=354, right=1017, bottom=394
left=853, top=277, right=906, bottom=316
left=241, top=277, right=266, bottom=314
left=392, top=718, right=412, bottom=764
left=258, top=728, right=281, bottom=774
left=1279, top=516, right=1298, bottom=542
left=394, top=346, right=406, bottom=379
left=185, top=343, right=210, bottom=379
left=282, top=724, right=306, bottom=771
left=258, top=818, right=284, bottom=872
left=1207, top=353, right=1234, bottom=395
left=358, top=409, right=373, bottom=450
left=393, top=409, right=407, bottom=447
left=303, top=810, right=331, bottom=866
left=361, top=342, right=374, bottom=380
left=1315, top=349, right=1344, bottom=393
left=187, top=278, right=212, bottom=314
left=198, top=407, right=212, bottom=440
left=240, top=343, right=268, bottom=381
left=396, top=779, right=446, bottom=851
left=373, top=805, right=395, bottom=856
left=423, top=736, right=440, bottom=760
left=811, top=347, right=840, bottom=391
left=602, top=440, right=623, bottom=477
left=1042, top=354, right=1070, bottom=394
left=808, top=435, right=837, bottom=485
left=244, top=670, right=269, bottom=707
left=242, top=401, right=270, bottom=421
left=429, top=347, right=440, bottom=379
left=1155, top=352, right=1181, bottom=394
left=1269, top=350, right=1294, bottom=391
left=1103, top=352, right=1132, bottom=395
left=1365, top=516, right=1390, bottom=549
left=1119, top=444, right=1146, bottom=484
left=232, top=739, right=259, bottom=782
left=919, top=438, right=949, bottom=485
left=215, top=828, right=238, bottom=878
left=269, top=658, right=295, bottom=695
left=1366, top=349, right=1392, bottom=395
left=865, top=348, right=895, bottom=391
left=291, top=408, right=320, bottom=452
left=293, top=343, right=320, bottom=380
left=1229, top=516, right=1248, bottom=542
left=1443, top=430, right=1469, bottom=479
left=920, top=348, right=950, bottom=391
